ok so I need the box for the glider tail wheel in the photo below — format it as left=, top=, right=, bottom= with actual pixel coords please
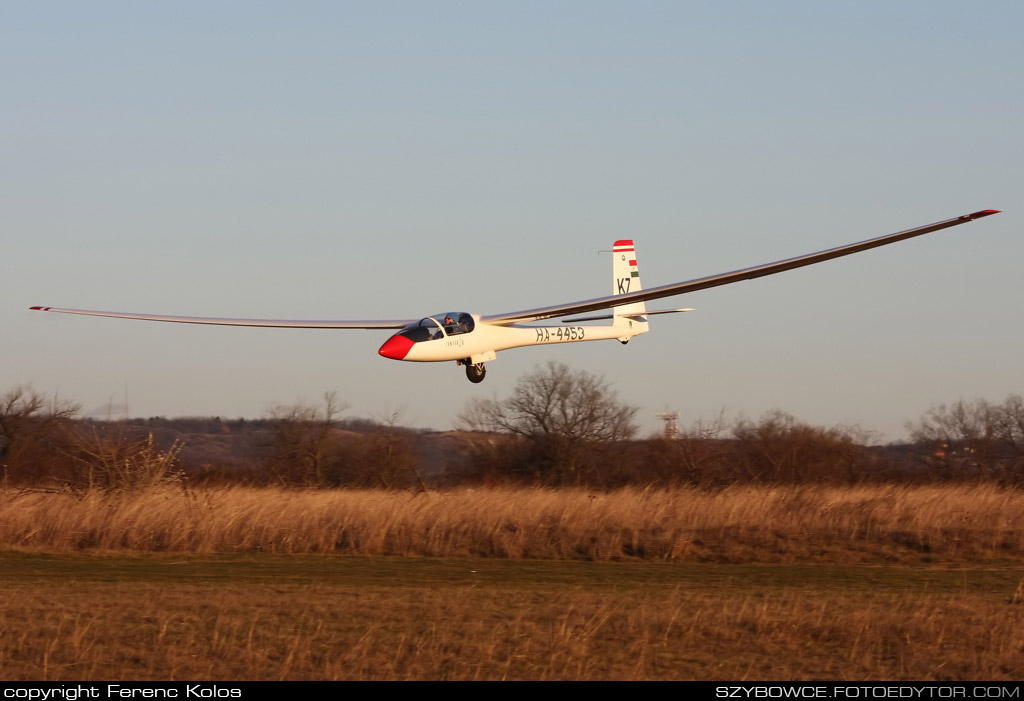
left=465, top=362, right=487, bottom=383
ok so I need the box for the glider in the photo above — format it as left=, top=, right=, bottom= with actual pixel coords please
left=31, top=209, right=1000, bottom=383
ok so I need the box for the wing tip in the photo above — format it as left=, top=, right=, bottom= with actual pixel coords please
left=967, top=209, right=1000, bottom=220
left=29, top=306, right=48, bottom=311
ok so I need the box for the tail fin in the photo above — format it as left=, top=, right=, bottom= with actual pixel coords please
left=612, top=240, right=648, bottom=320
left=611, top=240, right=649, bottom=343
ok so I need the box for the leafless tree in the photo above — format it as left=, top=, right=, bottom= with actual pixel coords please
left=0, top=386, right=80, bottom=483
left=993, top=395, right=1024, bottom=467
left=459, top=362, right=637, bottom=484
left=732, top=410, right=873, bottom=484
left=344, top=408, right=426, bottom=489
left=908, top=396, right=1024, bottom=482
left=660, top=411, right=734, bottom=485
left=265, top=391, right=348, bottom=486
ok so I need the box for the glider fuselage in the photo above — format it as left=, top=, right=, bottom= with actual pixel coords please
left=377, top=312, right=647, bottom=364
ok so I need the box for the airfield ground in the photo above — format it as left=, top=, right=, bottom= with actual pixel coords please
left=0, top=485, right=1021, bottom=681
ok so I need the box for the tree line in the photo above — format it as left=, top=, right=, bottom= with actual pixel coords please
left=2, top=365, right=1022, bottom=491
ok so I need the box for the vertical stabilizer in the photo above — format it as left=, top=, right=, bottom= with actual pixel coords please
left=611, top=240, right=649, bottom=341
left=612, top=240, right=648, bottom=318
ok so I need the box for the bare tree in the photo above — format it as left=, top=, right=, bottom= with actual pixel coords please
left=0, top=386, right=80, bottom=483
left=459, top=362, right=637, bottom=484
left=732, top=410, right=873, bottom=484
left=659, top=411, right=734, bottom=485
left=265, top=392, right=348, bottom=486
left=344, top=408, right=426, bottom=489
left=909, top=396, right=1024, bottom=482
left=996, top=396, right=1024, bottom=479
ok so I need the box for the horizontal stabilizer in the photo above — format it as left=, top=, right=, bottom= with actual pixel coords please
left=561, top=314, right=614, bottom=323
left=562, top=308, right=694, bottom=323
left=644, top=308, right=696, bottom=316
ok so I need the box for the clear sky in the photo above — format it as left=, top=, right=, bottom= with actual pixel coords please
left=4, top=1, right=1021, bottom=442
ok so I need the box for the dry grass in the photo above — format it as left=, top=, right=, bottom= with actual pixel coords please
left=0, top=484, right=1021, bottom=562
left=2, top=484, right=1022, bottom=681
left=0, top=574, right=1020, bottom=681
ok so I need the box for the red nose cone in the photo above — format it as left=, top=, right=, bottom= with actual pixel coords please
left=378, top=334, right=414, bottom=360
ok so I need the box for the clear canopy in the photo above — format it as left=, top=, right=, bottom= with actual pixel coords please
left=395, top=313, right=474, bottom=342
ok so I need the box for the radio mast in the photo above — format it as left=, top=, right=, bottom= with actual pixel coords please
left=655, top=411, right=680, bottom=439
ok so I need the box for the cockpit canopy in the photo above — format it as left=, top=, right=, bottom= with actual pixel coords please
left=395, top=312, right=474, bottom=342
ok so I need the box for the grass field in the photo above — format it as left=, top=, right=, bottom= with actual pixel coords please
left=1, top=553, right=1021, bottom=681
left=1, top=485, right=1022, bottom=680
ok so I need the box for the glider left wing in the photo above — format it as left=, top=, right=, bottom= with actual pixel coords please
left=28, top=307, right=412, bottom=329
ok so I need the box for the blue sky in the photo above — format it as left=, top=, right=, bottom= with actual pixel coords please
left=4, top=1, right=1021, bottom=441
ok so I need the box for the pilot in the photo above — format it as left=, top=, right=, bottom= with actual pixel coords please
left=444, top=314, right=460, bottom=335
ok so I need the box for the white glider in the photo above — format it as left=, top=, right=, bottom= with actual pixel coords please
left=31, top=209, right=1000, bottom=383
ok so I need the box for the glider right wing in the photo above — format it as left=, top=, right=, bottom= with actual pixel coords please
left=480, top=209, right=1000, bottom=326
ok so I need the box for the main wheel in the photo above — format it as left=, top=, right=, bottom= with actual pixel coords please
left=465, top=362, right=486, bottom=383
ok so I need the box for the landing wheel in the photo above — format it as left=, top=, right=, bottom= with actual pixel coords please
left=465, top=362, right=487, bottom=383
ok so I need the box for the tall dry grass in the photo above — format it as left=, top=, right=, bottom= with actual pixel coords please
left=1, top=484, right=1021, bottom=562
